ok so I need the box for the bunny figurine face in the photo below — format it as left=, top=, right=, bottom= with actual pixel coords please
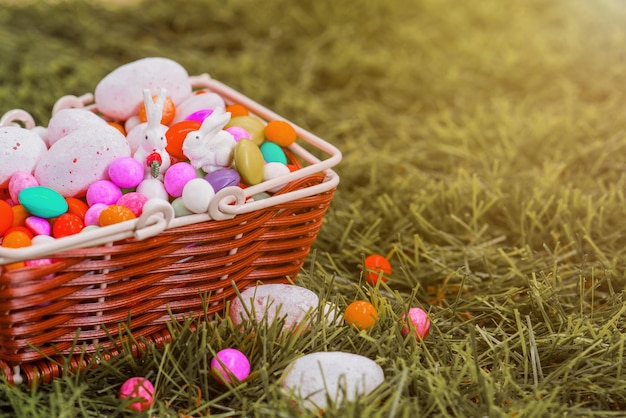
left=182, top=108, right=235, bottom=173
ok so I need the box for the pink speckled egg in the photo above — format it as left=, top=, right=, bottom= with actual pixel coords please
left=94, top=57, right=192, bottom=121
left=34, top=124, right=131, bottom=197
left=47, top=108, right=110, bottom=147
left=0, top=126, right=47, bottom=188
left=9, top=171, right=39, bottom=203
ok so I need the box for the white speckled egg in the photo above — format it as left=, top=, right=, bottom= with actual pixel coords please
left=0, top=126, right=47, bottom=188
left=34, top=124, right=131, bottom=197
left=94, top=57, right=192, bottom=121
left=170, top=92, right=226, bottom=124
left=47, top=108, right=110, bottom=147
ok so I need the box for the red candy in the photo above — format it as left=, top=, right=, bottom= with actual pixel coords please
left=0, top=200, right=13, bottom=236
left=165, top=120, right=201, bottom=160
left=52, top=213, right=85, bottom=238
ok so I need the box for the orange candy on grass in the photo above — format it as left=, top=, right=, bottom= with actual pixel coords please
left=344, top=300, right=378, bottom=330
left=264, top=119, right=297, bottom=147
left=363, top=254, right=392, bottom=285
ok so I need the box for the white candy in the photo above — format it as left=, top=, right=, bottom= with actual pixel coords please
left=94, top=57, right=192, bottom=121
left=0, top=126, right=48, bottom=188
left=182, top=178, right=215, bottom=213
left=46, top=108, right=110, bottom=147
left=263, top=162, right=291, bottom=193
left=229, top=284, right=319, bottom=331
left=281, top=352, right=385, bottom=410
left=34, top=124, right=130, bottom=197
left=136, top=178, right=169, bottom=201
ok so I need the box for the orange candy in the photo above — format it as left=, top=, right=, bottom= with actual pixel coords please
left=165, top=120, right=201, bottom=160
left=344, top=300, right=378, bottom=330
left=0, top=200, right=13, bottom=236
left=264, top=120, right=297, bottom=147
left=108, top=121, right=126, bottom=136
left=138, top=95, right=176, bottom=125
left=99, top=205, right=136, bottom=226
left=225, top=103, right=249, bottom=118
left=66, top=197, right=89, bottom=220
left=11, top=205, right=29, bottom=227
left=2, top=230, right=32, bottom=248
left=363, top=254, right=392, bottom=285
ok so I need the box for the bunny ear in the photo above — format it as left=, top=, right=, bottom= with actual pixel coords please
left=143, top=88, right=168, bottom=128
left=199, top=107, right=231, bottom=138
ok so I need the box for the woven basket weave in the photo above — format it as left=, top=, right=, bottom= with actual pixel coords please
left=0, top=76, right=341, bottom=385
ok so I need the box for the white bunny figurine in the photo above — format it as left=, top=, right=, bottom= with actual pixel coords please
left=182, top=107, right=236, bottom=173
left=133, top=88, right=171, bottom=179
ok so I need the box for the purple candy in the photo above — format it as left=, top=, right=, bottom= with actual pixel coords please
left=86, top=180, right=123, bottom=206
left=185, top=109, right=214, bottom=123
left=163, top=162, right=197, bottom=198
left=204, top=168, right=241, bottom=192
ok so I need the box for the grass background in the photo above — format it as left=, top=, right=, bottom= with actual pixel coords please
left=2, top=0, right=626, bottom=416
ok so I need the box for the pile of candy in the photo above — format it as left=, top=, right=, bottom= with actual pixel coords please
left=0, top=57, right=301, bottom=269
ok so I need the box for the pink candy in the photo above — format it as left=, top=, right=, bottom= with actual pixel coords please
left=163, top=162, right=197, bottom=198
left=86, top=180, right=122, bottom=206
left=25, top=216, right=51, bottom=236
left=9, top=171, right=39, bottom=203
left=108, top=157, right=144, bottom=189
left=211, top=348, right=251, bottom=385
left=401, top=307, right=431, bottom=340
left=84, top=203, right=108, bottom=226
left=226, top=126, right=251, bottom=142
left=116, top=192, right=148, bottom=217
left=119, top=377, right=155, bottom=412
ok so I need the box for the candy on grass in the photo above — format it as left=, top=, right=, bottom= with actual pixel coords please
left=401, top=307, right=431, bottom=340
left=211, top=348, right=251, bottom=385
left=363, top=253, right=392, bottom=285
left=344, top=300, right=378, bottom=330
left=119, top=377, right=155, bottom=413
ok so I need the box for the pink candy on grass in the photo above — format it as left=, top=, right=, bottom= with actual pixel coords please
left=401, top=307, right=431, bottom=340
left=119, top=377, right=155, bottom=412
left=211, top=348, right=251, bottom=385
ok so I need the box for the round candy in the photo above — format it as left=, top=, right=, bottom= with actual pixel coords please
left=401, top=307, right=431, bottom=340
left=1, top=230, right=32, bottom=248
left=263, top=162, right=291, bottom=193
left=225, top=103, right=249, bottom=117
left=225, top=116, right=265, bottom=146
left=86, top=180, right=123, bottom=207
left=182, top=178, right=215, bottom=214
left=116, top=192, right=148, bottom=217
left=163, top=162, right=197, bottom=198
left=136, top=178, right=169, bottom=201
left=260, top=141, right=287, bottom=164
left=119, top=377, right=155, bottom=413
left=225, top=126, right=251, bottom=142
left=264, top=119, right=297, bottom=147
left=185, top=108, right=213, bottom=123
left=211, top=348, right=251, bottom=384
left=9, top=171, right=39, bottom=203
left=66, top=197, right=89, bottom=220
left=0, top=200, right=13, bottom=236
left=108, top=157, right=144, bottom=189
left=52, top=213, right=84, bottom=238
left=25, top=216, right=51, bottom=236
left=19, top=186, right=68, bottom=219
left=165, top=120, right=201, bottom=160
left=171, top=197, right=193, bottom=217
left=344, top=300, right=378, bottom=330
left=138, top=95, right=176, bottom=125
left=363, top=254, right=392, bottom=285
left=204, top=168, right=241, bottom=192
left=234, top=139, right=265, bottom=186
left=99, top=205, right=137, bottom=226
left=4, top=225, right=33, bottom=239
left=11, top=205, right=29, bottom=227
left=84, top=203, right=108, bottom=226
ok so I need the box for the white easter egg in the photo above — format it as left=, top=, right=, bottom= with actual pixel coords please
left=34, top=124, right=130, bottom=197
left=263, top=162, right=291, bottom=193
left=0, top=126, right=47, bottom=188
left=94, top=57, right=192, bottom=121
left=47, top=108, right=110, bottom=147
left=182, top=178, right=215, bottom=213
left=170, top=92, right=226, bottom=124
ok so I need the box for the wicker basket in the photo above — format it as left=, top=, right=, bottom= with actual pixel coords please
left=0, top=75, right=341, bottom=385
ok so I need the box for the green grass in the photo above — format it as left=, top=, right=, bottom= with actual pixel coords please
left=3, top=0, right=626, bottom=416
